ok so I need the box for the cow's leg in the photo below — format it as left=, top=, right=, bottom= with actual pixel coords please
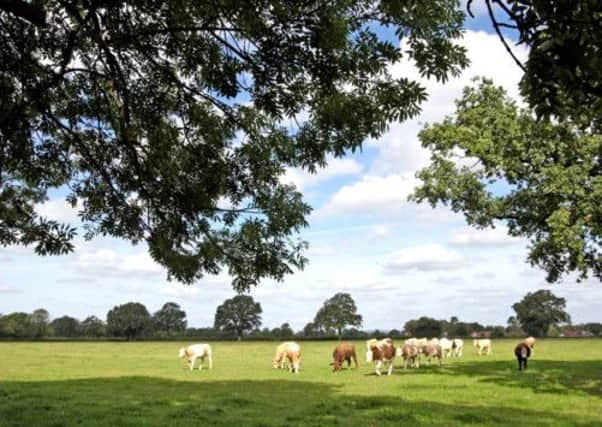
left=208, top=352, right=213, bottom=369
left=375, top=360, right=382, bottom=376
left=387, top=361, right=393, bottom=376
left=189, top=356, right=197, bottom=371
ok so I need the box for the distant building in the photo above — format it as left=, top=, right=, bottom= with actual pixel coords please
left=560, top=329, right=592, bottom=338
left=471, top=331, right=492, bottom=338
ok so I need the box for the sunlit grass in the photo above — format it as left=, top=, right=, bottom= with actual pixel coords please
left=0, top=339, right=601, bottom=426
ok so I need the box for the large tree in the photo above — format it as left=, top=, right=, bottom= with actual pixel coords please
left=80, top=315, right=106, bottom=337
left=152, top=302, right=187, bottom=335
left=214, top=294, right=262, bottom=340
left=313, top=292, right=362, bottom=338
left=30, top=308, right=50, bottom=338
left=412, top=78, right=601, bottom=282
left=404, top=316, right=443, bottom=338
left=0, top=1, right=467, bottom=291
left=512, top=289, right=570, bottom=337
left=473, top=0, right=602, bottom=126
left=106, top=302, right=151, bottom=340
left=50, top=315, right=80, bottom=337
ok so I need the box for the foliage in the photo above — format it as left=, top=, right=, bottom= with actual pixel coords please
left=512, top=289, right=570, bottom=337
left=404, top=316, right=443, bottom=338
left=80, top=315, right=106, bottom=338
left=412, top=78, right=601, bottom=282
left=214, top=295, right=262, bottom=340
left=30, top=308, right=50, bottom=338
left=313, top=292, right=362, bottom=337
left=152, top=302, right=187, bottom=335
left=0, top=312, right=31, bottom=337
left=478, top=0, right=602, bottom=126
left=50, top=315, right=80, bottom=337
left=106, top=302, right=151, bottom=340
left=0, top=0, right=467, bottom=291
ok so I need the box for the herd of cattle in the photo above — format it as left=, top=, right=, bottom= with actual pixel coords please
left=179, top=336, right=536, bottom=374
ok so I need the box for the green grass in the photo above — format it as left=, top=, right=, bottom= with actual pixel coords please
left=1, top=339, right=601, bottom=426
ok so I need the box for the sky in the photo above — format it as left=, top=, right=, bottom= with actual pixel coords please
left=1, top=5, right=600, bottom=331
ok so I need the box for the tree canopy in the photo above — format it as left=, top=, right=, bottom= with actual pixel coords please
left=106, top=302, right=151, bottom=340
left=412, top=78, right=601, bottom=283
left=512, top=289, right=570, bottom=337
left=214, top=294, right=262, bottom=340
left=0, top=0, right=468, bottom=291
left=313, top=292, right=362, bottom=338
left=152, top=302, right=187, bottom=335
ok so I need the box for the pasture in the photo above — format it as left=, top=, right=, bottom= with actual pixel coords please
left=0, top=339, right=601, bottom=426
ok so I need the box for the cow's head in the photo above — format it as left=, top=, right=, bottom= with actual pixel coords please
left=178, top=347, right=186, bottom=358
left=365, top=350, right=373, bottom=363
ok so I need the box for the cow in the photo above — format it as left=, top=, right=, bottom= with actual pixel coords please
left=397, top=344, right=419, bottom=369
left=523, top=336, right=536, bottom=349
left=179, top=343, right=212, bottom=371
left=439, top=337, right=454, bottom=358
left=451, top=338, right=464, bottom=357
left=514, top=342, right=531, bottom=371
left=473, top=338, right=492, bottom=355
left=367, top=338, right=395, bottom=376
left=272, top=341, right=301, bottom=374
left=421, top=343, right=443, bottom=366
left=331, top=342, right=359, bottom=372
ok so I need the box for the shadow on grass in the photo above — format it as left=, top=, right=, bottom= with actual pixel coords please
left=436, top=359, right=602, bottom=398
left=0, top=376, right=597, bottom=427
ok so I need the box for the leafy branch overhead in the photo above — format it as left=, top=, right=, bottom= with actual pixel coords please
left=0, top=1, right=468, bottom=290
left=411, top=78, right=601, bottom=283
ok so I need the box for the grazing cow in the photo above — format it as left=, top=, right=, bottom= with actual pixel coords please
left=473, top=338, right=492, bottom=355
left=272, top=341, right=301, bottom=374
left=397, top=344, right=419, bottom=369
left=179, top=343, right=212, bottom=371
left=451, top=338, right=464, bottom=357
left=331, top=343, right=359, bottom=372
left=439, top=338, right=454, bottom=358
left=367, top=338, right=395, bottom=376
left=514, top=342, right=531, bottom=371
left=523, top=336, right=536, bottom=350
left=421, top=344, right=443, bottom=366
left=366, top=338, right=393, bottom=363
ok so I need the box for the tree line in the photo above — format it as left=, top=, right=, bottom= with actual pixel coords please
left=1, top=289, right=598, bottom=340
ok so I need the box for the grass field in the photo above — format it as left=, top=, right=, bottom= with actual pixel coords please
left=0, top=339, right=601, bottom=426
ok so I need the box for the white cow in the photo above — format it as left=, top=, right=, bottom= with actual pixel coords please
left=179, top=343, right=213, bottom=370
left=452, top=338, right=464, bottom=357
left=473, top=338, right=492, bottom=355
left=272, top=341, right=301, bottom=373
left=439, top=338, right=454, bottom=358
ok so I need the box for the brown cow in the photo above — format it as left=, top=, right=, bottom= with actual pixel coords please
left=331, top=342, right=359, bottom=372
left=367, top=338, right=395, bottom=376
left=515, top=342, right=531, bottom=371
left=397, top=344, right=419, bottom=369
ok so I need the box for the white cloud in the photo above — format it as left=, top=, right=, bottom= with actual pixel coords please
left=369, top=30, right=529, bottom=177
left=383, top=244, right=465, bottom=273
left=35, top=199, right=81, bottom=225
left=73, top=249, right=163, bottom=279
left=369, top=224, right=391, bottom=239
left=316, top=173, right=418, bottom=217
left=281, top=156, right=362, bottom=190
left=448, top=227, right=523, bottom=247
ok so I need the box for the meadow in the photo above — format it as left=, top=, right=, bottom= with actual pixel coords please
left=0, top=339, right=601, bottom=426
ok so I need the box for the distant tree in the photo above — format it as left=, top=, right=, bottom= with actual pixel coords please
left=506, top=316, right=524, bottom=337
left=153, top=302, right=187, bottom=336
left=50, top=316, right=80, bottom=337
left=583, top=323, right=602, bottom=337
left=279, top=323, right=294, bottom=338
left=404, top=317, right=443, bottom=338
left=30, top=309, right=50, bottom=338
left=0, top=312, right=31, bottom=337
left=107, top=302, right=151, bottom=340
left=80, top=316, right=106, bottom=338
left=512, top=290, right=571, bottom=337
left=302, top=322, right=318, bottom=338
left=490, top=326, right=506, bottom=338
left=214, top=295, right=262, bottom=340
left=313, top=293, right=362, bottom=339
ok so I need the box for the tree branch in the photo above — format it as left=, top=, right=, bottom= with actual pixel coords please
left=0, top=0, right=46, bottom=26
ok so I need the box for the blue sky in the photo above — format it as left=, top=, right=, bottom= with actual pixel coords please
left=1, top=5, right=600, bottom=330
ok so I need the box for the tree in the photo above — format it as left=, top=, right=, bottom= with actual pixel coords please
left=313, top=293, right=362, bottom=338
left=30, top=308, right=50, bottom=338
left=473, top=0, right=602, bottom=126
left=403, top=317, right=443, bottom=338
left=106, top=302, right=151, bottom=340
left=0, top=1, right=468, bottom=291
left=0, top=312, right=31, bottom=337
left=512, top=289, right=570, bottom=337
left=50, top=316, right=80, bottom=337
left=152, top=302, right=187, bottom=336
left=412, top=78, right=601, bottom=283
left=80, top=315, right=106, bottom=338
left=214, top=295, right=262, bottom=340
